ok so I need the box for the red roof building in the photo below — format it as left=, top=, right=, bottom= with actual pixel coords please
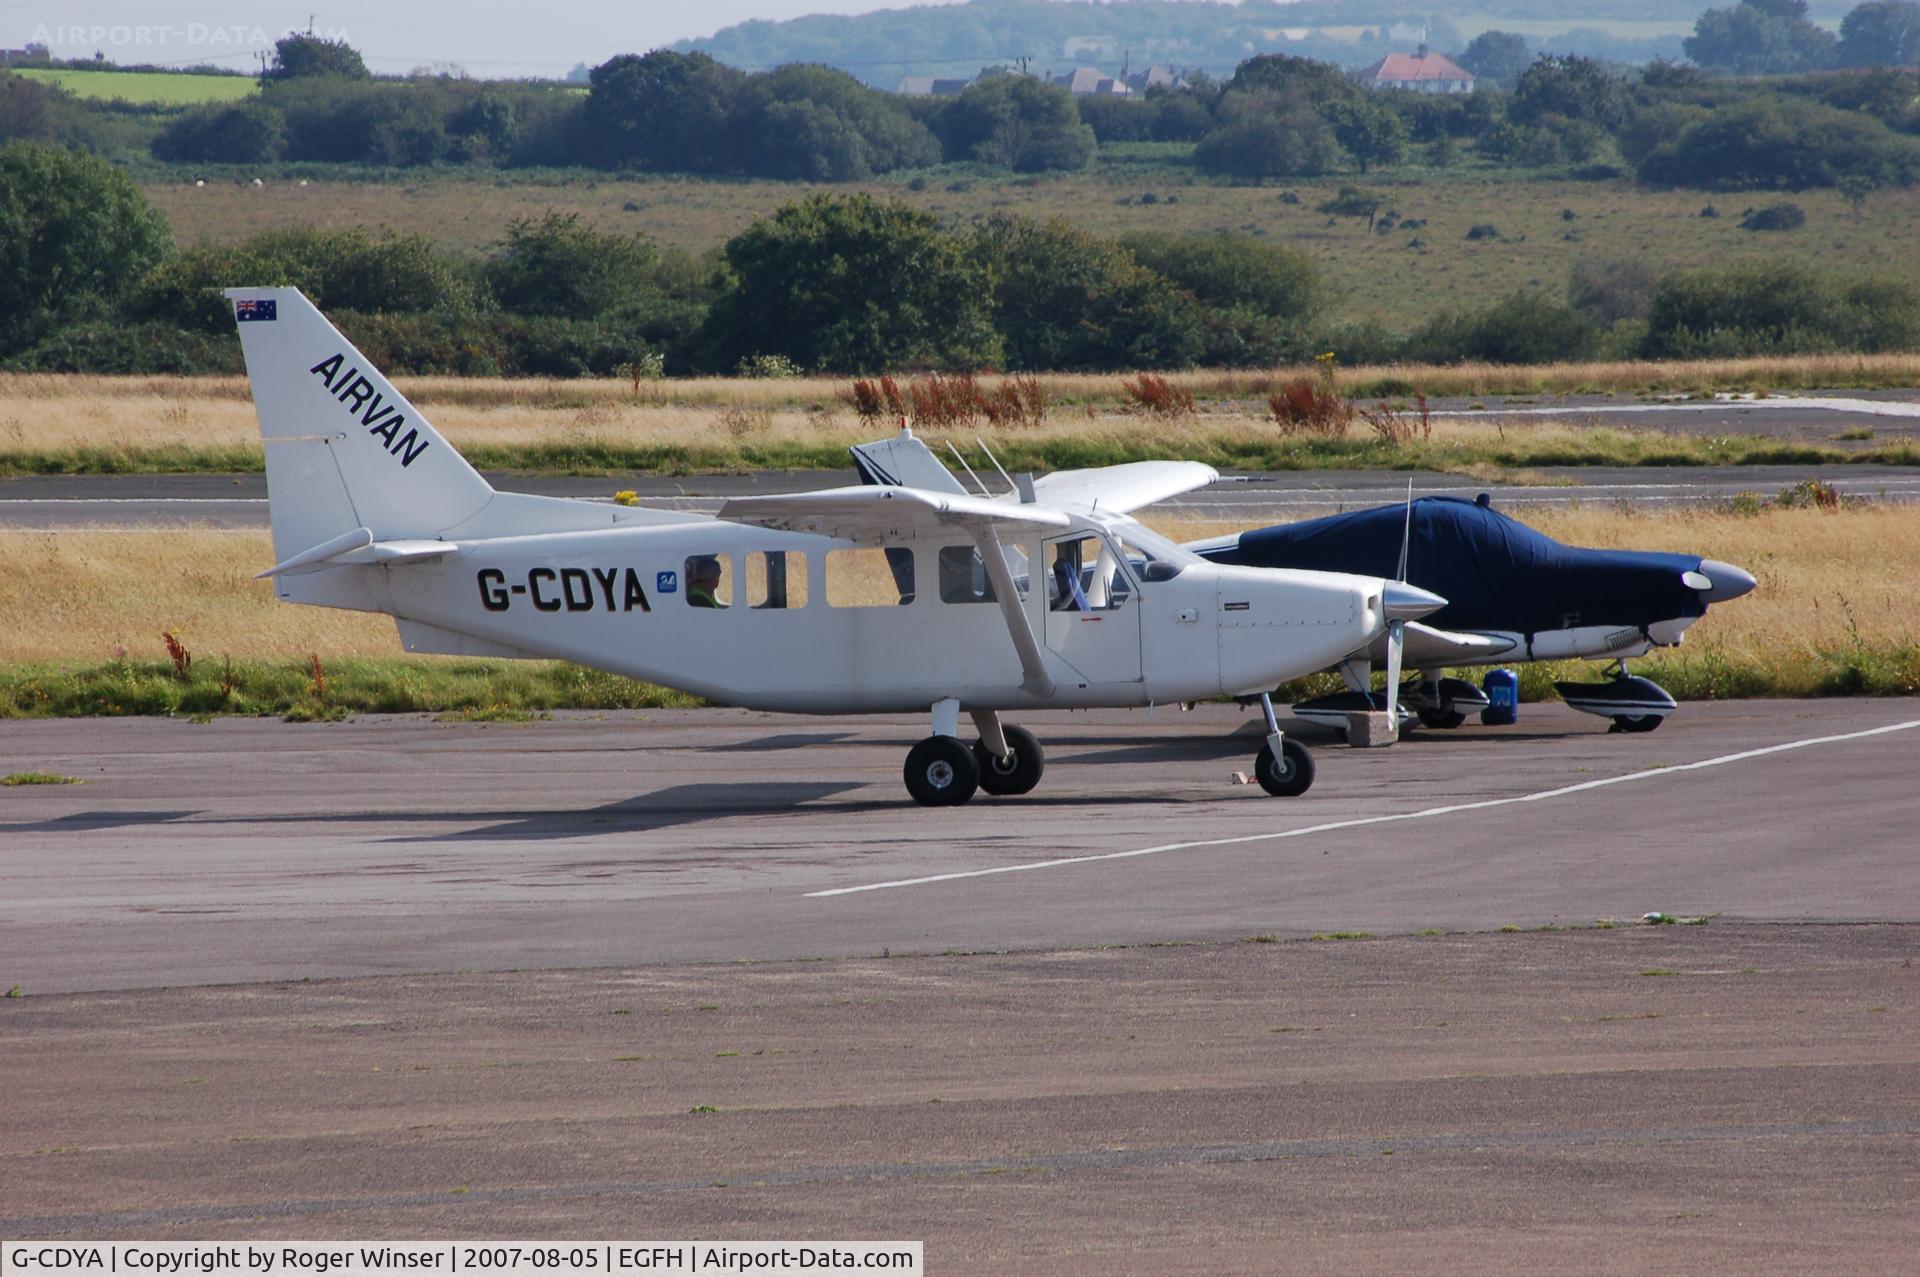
left=1359, top=45, right=1475, bottom=94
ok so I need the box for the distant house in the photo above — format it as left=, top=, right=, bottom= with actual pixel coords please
left=1358, top=44, right=1475, bottom=94
left=1051, top=67, right=1131, bottom=96
left=896, top=75, right=975, bottom=96
left=1124, top=64, right=1190, bottom=93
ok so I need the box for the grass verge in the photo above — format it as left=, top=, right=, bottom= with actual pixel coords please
left=0, top=658, right=697, bottom=721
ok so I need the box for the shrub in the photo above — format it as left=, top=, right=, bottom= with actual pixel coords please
left=1267, top=378, right=1351, bottom=437
left=1465, top=224, right=1500, bottom=241
left=1122, top=373, right=1195, bottom=419
left=1193, top=90, right=1341, bottom=178
left=151, top=102, right=285, bottom=164
left=1741, top=202, right=1805, bottom=231
left=1568, top=257, right=1658, bottom=325
left=1409, top=291, right=1595, bottom=364
left=1642, top=260, right=1920, bottom=357
left=1638, top=97, right=1920, bottom=191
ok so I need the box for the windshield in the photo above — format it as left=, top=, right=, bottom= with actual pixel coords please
left=1105, top=516, right=1200, bottom=579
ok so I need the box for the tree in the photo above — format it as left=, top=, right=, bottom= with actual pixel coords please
left=580, top=51, right=744, bottom=171
left=268, top=33, right=371, bottom=80
left=0, top=73, right=55, bottom=142
left=486, top=213, right=663, bottom=318
left=151, top=102, right=285, bottom=164
left=1837, top=1, right=1920, bottom=67
left=1637, top=96, right=1920, bottom=189
left=967, top=216, right=1203, bottom=372
left=1325, top=98, right=1407, bottom=172
left=0, top=141, right=173, bottom=354
left=1684, top=0, right=1837, bottom=74
left=730, top=64, right=938, bottom=180
left=1119, top=231, right=1324, bottom=366
left=1511, top=56, right=1629, bottom=131
left=1193, top=90, right=1341, bottom=178
left=699, top=194, right=998, bottom=374
left=1317, top=185, right=1386, bottom=228
left=936, top=75, right=1094, bottom=172
left=1457, top=31, right=1532, bottom=90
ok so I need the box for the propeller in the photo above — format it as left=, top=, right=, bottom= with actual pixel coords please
left=1384, top=478, right=1413, bottom=726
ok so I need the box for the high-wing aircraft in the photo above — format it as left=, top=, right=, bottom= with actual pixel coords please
left=1188, top=495, right=1757, bottom=733
left=226, top=288, right=1444, bottom=803
left=850, top=432, right=1757, bottom=736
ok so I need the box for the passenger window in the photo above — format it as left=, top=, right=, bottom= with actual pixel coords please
left=938, top=545, right=995, bottom=604
left=826, top=546, right=915, bottom=607
left=683, top=554, right=732, bottom=609
left=1047, top=535, right=1128, bottom=612
left=938, top=543, right=1030, bottom=604
left=746, top=550, right=808, bottom=609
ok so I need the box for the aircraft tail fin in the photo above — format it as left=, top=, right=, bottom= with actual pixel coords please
left=225, top=287, right=494, bottom=563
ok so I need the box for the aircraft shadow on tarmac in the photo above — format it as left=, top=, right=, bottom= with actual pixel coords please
left=0, top=809, right=199, bottom=834
left=698, top=731, right=859, bottom=753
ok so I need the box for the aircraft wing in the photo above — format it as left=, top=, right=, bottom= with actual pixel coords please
left=1359, top=622, right=1517, bottom=666
left=718, top=485, right=1070, bottom=543
left=1028, top=461, right=1218, bottom=515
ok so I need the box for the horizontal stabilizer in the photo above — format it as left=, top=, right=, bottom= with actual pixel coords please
left=256, top=527, right=458, bottom=578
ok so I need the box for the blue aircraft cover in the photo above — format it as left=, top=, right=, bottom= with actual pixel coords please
left=1200, top=496, right=1707, bottom=636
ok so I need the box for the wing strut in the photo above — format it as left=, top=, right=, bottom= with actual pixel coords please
left=970, top=526, right=1054, bottom=699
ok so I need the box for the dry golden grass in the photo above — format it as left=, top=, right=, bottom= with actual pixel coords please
left=5, top=508, right=1913, bottom=674
left=6, top=367, right=1910, bottom=471
left=0, top=530, right=395, bottom=664
left=1144, top=505, right=1920, bottom=666
left=11, top=352, right=1918, bottom=418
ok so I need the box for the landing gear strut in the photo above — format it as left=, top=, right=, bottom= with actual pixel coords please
left=904, top=701, right=1045, bottom=806
left=1253, top=692, right=1315, bottom=797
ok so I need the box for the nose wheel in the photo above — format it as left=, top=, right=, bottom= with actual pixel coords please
left=1252, top=692, right=1315, bottom=797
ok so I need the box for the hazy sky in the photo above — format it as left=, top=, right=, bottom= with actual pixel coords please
left=6, top=1, right=961, bottom=77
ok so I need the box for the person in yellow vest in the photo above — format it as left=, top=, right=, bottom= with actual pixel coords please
left=687, top=556, right=727, bottom=608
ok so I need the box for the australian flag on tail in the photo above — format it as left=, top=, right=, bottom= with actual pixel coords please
left=235, top=298, right=277, bottom=323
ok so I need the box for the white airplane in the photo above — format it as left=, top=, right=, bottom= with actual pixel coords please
left=227, top=288, right=1443, bottom=804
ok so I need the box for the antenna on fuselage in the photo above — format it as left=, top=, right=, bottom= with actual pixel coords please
left=976, top=438, right=1018, bottom=497
left=946, top=441, right=994, bottom=497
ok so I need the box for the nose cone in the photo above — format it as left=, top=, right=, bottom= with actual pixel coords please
left=1382, top=581, right=1447, bottom=623
left=1696, top=559, right=1758, bottom=603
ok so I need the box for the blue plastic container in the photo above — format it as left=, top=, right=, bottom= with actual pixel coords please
left=1481, top=668, right=1519, bottom=725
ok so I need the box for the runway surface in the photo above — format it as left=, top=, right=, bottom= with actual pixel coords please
left=3, top=701, right=1918, bottom=1260
left=7, top=463, right=1920, bottom=527
left=4, top=701, right=1915, bottom=995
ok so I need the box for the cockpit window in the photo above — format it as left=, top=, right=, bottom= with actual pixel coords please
left=1046, top=534, right=1131, bottom=612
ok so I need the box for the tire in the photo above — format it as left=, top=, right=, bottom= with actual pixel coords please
left=973, top=725, right=1044, bottom=796
left=1611, top=714, right=1664, bottom=734
left=1254, top=738, right=1316, bottom=797
left=904, top=735, right=980, bottom=806
left=1417, top=706, right=1467, bottom=730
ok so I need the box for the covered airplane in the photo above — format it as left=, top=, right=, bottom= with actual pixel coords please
left=1189, top=495, right=1757, bottom=733
left=227, top=288, right=1446, bottom=804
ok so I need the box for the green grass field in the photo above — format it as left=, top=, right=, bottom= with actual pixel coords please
left=16, top=67, right=257, bottom=104
left=144, top=167, right=1920, bottom=327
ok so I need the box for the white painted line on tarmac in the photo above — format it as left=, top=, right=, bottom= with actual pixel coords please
left=1430, top=394, right=1920, bottom=420
left=806, top=718, right=1920, bottom=898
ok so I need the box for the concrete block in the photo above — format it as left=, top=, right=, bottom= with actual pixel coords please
left=1346, top=711, right=1397, bottom=748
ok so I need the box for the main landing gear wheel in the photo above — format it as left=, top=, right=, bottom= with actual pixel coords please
left=973, top=724, right=1044, bottom=796
left=905, top=735, right=980, bottom=806
left=1416, top=706, right=1467, bottom=730
left=1254, top=738, right=1316, bottom=797
left=1611, top=714, right=1664, bottom=734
